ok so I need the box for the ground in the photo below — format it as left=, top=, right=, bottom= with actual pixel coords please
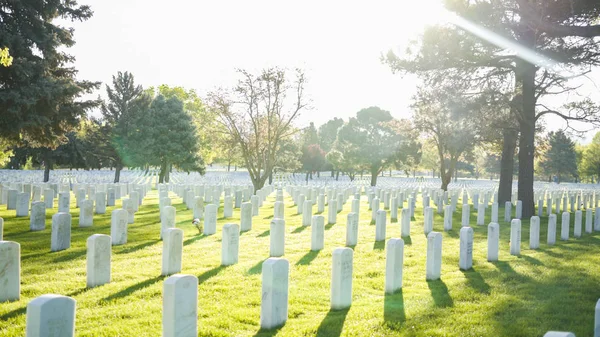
left=0, top=187, right=599, bottom=336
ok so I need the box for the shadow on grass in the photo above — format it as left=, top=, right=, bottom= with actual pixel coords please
left=296, top=250, right=319, bottom=266
left=520, top=254, right=544, bottom=266
left=252, top=326, right=282, bottom=337
left=247, top=259, right=268, bottom=275
left=402, top=236, right=412, bottom=245
left=0, top=306, right=26, bottom=321
left=257, top=230, right=270, bottom=238
left=325, top=222, right=336, bottom=230
left=183, top=235, right=208, bottom=246
left=445, top=230, right=459, bottom=238
left=115, top=239, right=161, bottom=255
left=198, top=265, right=228, bottom=285
left=292, top=226, right=308, bottom=234
left=427, top=279, right=453, bottom=308
left=315, top=308, right=349, bottom=337
left=67, top=286, right=93, bottom=297
left=103, top=275, right=165, bottom=302
left=373, top=241, right=385, bottom=250
left=461, top=267, right=491, bottom=295
left=384, top=289, right=405, bottom=330
left=52, top=249, right=87, bottom=263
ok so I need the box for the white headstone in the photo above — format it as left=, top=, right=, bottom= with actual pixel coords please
left=574, top=210, right=582, bottom=238
left=58, top=192, right=70, bottom=213
left=595, top=298, right=600, bottom=337
left=16, top=192, right=29, bottom=217
left=86, top=234, right=111, bottom=288
left=251, top=195, right=259, bottom=216
left=223, top=195, right=233, bottom=218
left=110, top=209, right=128, bottom=245
left=204, top=204, right=217, bottom=235
left=123, top=198, right=134, bottom=224
left=30, top=201, right=46, bottom=231
left=7, top=189, right=17, bottom=210
left=461, top=204, right=470, bottom=227
left=375, top=209, right=387, bottom=241
left=504, top=201, right=512, bottom=222
left=310, top=215, right=325, bottom=251
left=43, top=189, right=54, bottom=209
left=586, top=208, right=593, bottom=234
left=274, top=201, right=284, bottom=219
left=107, top=188, right=116, bottom=206
left=543, top=332, right=575, bottom=337
left=443, top=205, right=453, bottom=231
left=491, top=202, right=499, bottom=223
left=424, top=206, right=434, bottom=235
left=510, top=219, right=521, bottom=255
left=221, top=223, right=240, bottom=266
left=0, top=241, right=20, bottom=302
left=515, top=200, right=522, bottom=219
left=270, top=218, right=285, bottom=257
left=51, top=213, right=71, bottom=252
left=331, top=247, right=353, bottom=310
left=548, top=214, right=557, bottom=245
left=162, top=228, right=183, bottom=276
left=385, top=238, right=404, bottom=294
left=459, top=227, right=474, bottom=270
left=426, top=232, right=442, bottom=280
left=79, top=199, right=93, bottom=227
left=530, top=216, right=540, bottom=249
left=487, top=222, right=499, bottom=262
left=240, top=202, right=252, bottom=232
left=26, top=294, right=76, bottom=337
left=561, top=212, right=570, bottom=241
left=260, top=258, right=289, bottom=330
left=163, top=274, right=198, bottom=337
left=0, top=217, right=3, bottom=240
left=328, top=199, right=337, bottom=225
left=95, top=192, right=106, bottom=214
left=346, top=212, right=358, bottom=247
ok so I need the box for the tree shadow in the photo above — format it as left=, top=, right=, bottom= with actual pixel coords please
left=373, top=241, right=385, bottom=250
left=292, top=226, right=308, bottom=234
left=315, top=308, right=349, bottom=337
left=296, top=250, right=320, bottom=266
left=183, top=235, right=208, bottom=246
left=461, top=267, right=491, bottom=295
left=427, top=279, right=453, bottom=308
left=115, top=240, right=160, bottom=255
left=257, top=230, right=270, bottom=237
left=247, top=259, right=268, bottom=275
left=52, top=249, right=87, bottom=263
left=384, top=289, right=406, bottom=330
left=198, top=265, right=228, bottom=285
left=102, top=275, right=165, bottom=302
left=519, top=254, right=544, bottom=266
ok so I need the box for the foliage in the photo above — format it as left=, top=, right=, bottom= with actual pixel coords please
left=0, top=0, right=100, bottom=147
left=580, top=132, right=600, bottom=182
left=301, top=143, right=326, bottom=174
left=318, top=117, right=344, bottom=153
left=275, top=135, right=302, bottom=173
left=538, top=130, right=578, bottom=182
left=207, top=67, right=308, bottom=191
left=0, top=47, right=12, bottom=67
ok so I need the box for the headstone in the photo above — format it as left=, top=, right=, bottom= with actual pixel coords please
left=86, top=234, right=111, bottom=288
left=371, top=197, right=380, bottom=222
left=123, top=198, right=134, bottom=224
left=0, top=241, right=20, bottom=302
left=297, top=194, right=305, bottom=215
left=510, top=219, right=521, bottom=256
left=240, top=202, right=252, bottom=232
left=76, top=188, right=86, bottom=208
left=461, top=204, right=470, bottom=227
left=426, top=232, right=442, bottom=280
left=0, top=217, right=3, bottom=240
left=530, top=216, right=540, bottom=249
left=110, top=209, right=128, bottom=245
left=317, top=194, right=325, bottom=213
left=390, top=197, right=398, bottom=222
left=504, top=201, right=512, bottom=222
left=163, top=274, right=198, bottom=337
left=270, top=218, right=285, bottom=257
left=561, top=212, right=570, bottom=241
left=251, top=195, right=259, bottom=216
left=537, top=199, right=543, bottom=217
left=574, top=210, right=582, bottom=238
left=203, top=204, right=217, bottom=235
left=444, top=205, right=452, bottom=231
left=7, top=189, right=17, bottom=210
left=311, top=215, right=325, bottom=251
left=328, top=199, right=337, bottom=225
left=548, top=214, right=557, bottom=245
left=491, top=202, right=498, bottom=223
left=235, top=190, right=243, bottom=208
left=221, top=223, right=240, bottom=266
left=459, top=227, right=474, bottom=270
left=515, top=200, right=522, bottom=219
left=351, top=198, right=359, bottom=215
left=346, top=213, right=358, bottom=247
left=193, top=196, right=204, bottom=220
left=16, top=192, right=29, bottom=217
left=43, top=189, right=54, bottom=209
left=595, top=298, right=600, bottom=337
left=487, top=222, right=499, bottom=262
left=424, top=206, right=433, bottom=235
left=51, top=213, right=71, bottom=252
left=79, top=199, right=93, bottom=227
left=401, top=208, right=410, bottom=237
left=107, top=188, right=116, bottom=206
left=223, top=195, right=233, bottom=218
left=26, top=294, right=76, bottom=337
left=95, top=192, right=106, bottom=214
left=260, top=258, right=289, bottom=330
left=162, top=228, right=183, bottom=276
left=274, top=201, right=284, bottom=219
left=302, top=200, right=313, bottom=226
left=385, top=238, right=404, bottom=294
left=586, top=208, right=593, bottom=234
left=30, top=201, right=46, bottom=231
left=58, top=192, right=70, bottom=213
left=477, top=204, right=485, bottom=225
left=331, top=247, right=353, bottom=310
left=543, top=333, right=575, bottom=337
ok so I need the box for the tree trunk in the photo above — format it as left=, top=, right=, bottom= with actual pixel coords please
left=159, top=161, right=167, bottom=184
left=498, top=129, right=517, bottom=204
left=268, top=171, right=273, bottom=185
left=43, top=150, right=52, bottom=183
left=336, top=171, right=339, bottom=181
left=305, top=172, right=310, bottom=182
left=517, top=60, right=537, bottom=218
left=227, top=160, right=231, bottom=172
left=331, top=170, right=335, bottom=177
left=370, top=165, right=379, bottom=186
left=114, top=163, right=122, bottom=183
left=441, top=171, right=451, bottom=191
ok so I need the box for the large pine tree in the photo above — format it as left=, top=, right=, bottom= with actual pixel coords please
left=0, top=1, right=99, bottom=148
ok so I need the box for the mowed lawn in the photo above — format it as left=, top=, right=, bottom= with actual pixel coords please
left=1, top=188, right=600, bottom=336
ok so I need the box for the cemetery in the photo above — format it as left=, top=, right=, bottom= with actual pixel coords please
left=2, top=0, right=600, bottom=336
left=0, top=169, right=599, bottom=336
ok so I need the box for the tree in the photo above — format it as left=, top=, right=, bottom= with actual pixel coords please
left=134, top=95, right=205, bottom=183
left=274, top=135, right=302, bottom=175
left=412, top=84, right=481, bottom=190
left=335, top=107, right=420, bottom=186
left=580, top=132, right=600, bottom=182
left=538, top=130, right=578, bottom=183
left=318, top=118, right=344, bottom=152
left=326, top=149, right=358, bottom=181
left=0, top=47, right=12, bottom=67
left=101, top=71, right=147, bottom=182
left=301, top=144, right=326, bottom=181
left=384, top=0, right=600, bottom=217
left=207, top=68, right=308, bottom=192
left=419, top=140, right=441, bottom=177
left=0, top=1, right=100, bottom=147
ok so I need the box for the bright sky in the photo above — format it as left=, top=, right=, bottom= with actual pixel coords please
left=63, top=0, right=599, bottom=142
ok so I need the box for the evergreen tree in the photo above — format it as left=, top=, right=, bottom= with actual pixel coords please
left=538, top=131, right=578, bottom=183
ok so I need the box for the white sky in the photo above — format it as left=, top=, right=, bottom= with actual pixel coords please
left=62, top=0, right=600, bottom=143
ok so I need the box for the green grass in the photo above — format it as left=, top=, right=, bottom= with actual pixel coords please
left=1, top=190, right=600, bottom=336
